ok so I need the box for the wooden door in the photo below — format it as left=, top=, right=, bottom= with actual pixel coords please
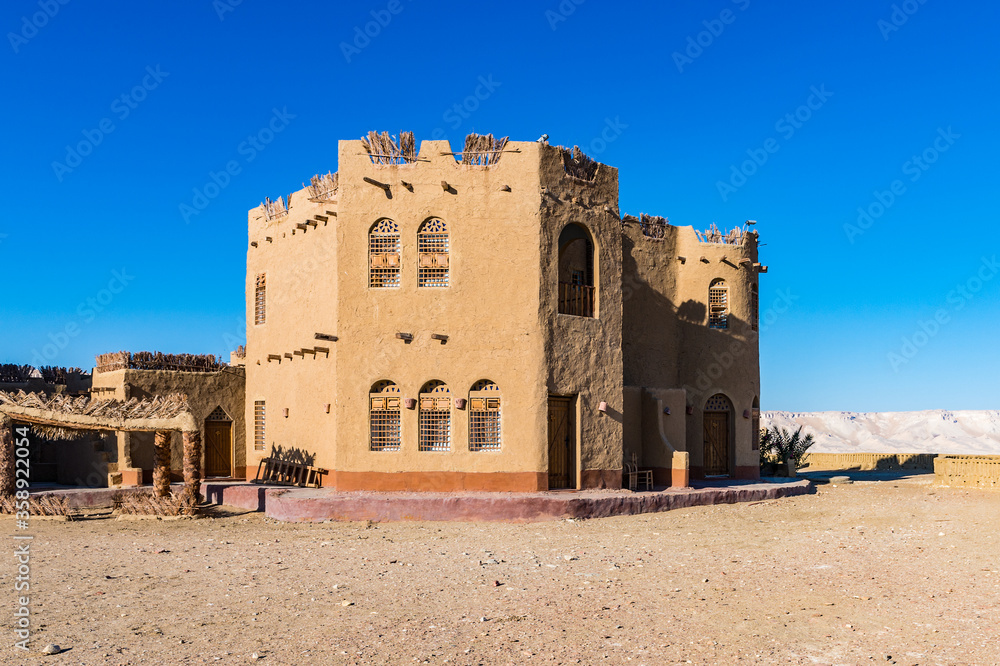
left=703, top=412, right=729, bottom=476
left=204, top=421, right=232, bottom=477
left=547, top=396, right=574, bottom=489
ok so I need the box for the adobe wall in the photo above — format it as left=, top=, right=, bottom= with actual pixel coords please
left=94, top=367, right=246, bottom=481
left=330, top=139, right=549, bottom=491
left=673, top=227, right=760, bottom=479
left=539, top=144, right=624, bottom=489
left=934, top=455, right=1000, bottom=490
left=623, top=223, right=761, bottom=480
left=623, top=386, right=688, bottom=488
left=806, top=452, right=937, bottom=471
left=245, top=178, right=340, bottom=481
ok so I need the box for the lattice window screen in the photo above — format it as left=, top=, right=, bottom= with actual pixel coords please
left=417, top=219, right=449, bottom=288
left=254, top=401, right=266, bottom=450
left=705, top=394, right=732, bottom=412
left=469, top=380, right=501, bottom=451
left=207, top=406, right=232, bottom=422
left=419, top=382, right=451, bottom=451
left=709, top=280, right=728, bottom=329
left=370, top=219, right=401, bottom=288
left=254, top=274, right=266, bottom=325
left=370, top=381, right=402, bottom=451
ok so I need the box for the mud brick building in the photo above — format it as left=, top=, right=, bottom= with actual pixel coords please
left=243, top=133, right=765, bottom=491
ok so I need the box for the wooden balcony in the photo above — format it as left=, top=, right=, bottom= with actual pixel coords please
left=559, top=282, right=595, bottom=318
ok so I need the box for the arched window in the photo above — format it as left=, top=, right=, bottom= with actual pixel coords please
left=370, top=381, right=401, bottom=451
left=557, top=224, right=595, bottom=317
left=709, top=279, right=728, bottom=329
left=417, top=218, right=449, bottom=287
left=418, top=381, right=451, bottom=452
left=751, top=282, right=759, bottom=332
left=469, top=380, right=501, bottom=451
left=369, top=219, right=401, bottom=288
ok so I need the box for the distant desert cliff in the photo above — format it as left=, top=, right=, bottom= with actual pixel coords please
left=762, top=410, right=1000, bottom=455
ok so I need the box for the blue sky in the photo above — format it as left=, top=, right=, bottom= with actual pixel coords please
left=1, top=0, right=997, bottom=412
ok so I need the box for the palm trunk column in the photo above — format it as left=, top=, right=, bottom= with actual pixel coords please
left=0, top=415, right=14, bottom=497
left=180, top=430, right=202, bottom=512
left=152, top=431, right=171, bottom=497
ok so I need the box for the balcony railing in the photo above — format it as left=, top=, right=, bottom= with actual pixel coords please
left=559, top=282, right=595, bottom=318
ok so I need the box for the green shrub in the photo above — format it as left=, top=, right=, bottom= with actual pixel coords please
left=759, top=425, right=815, bottom=468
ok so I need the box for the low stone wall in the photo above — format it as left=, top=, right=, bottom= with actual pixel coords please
left=804, top=452, right=937, bottom=471
left=934, top=455, right=1000, bottom=490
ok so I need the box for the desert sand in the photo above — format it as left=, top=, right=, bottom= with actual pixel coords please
left=2, top=472, right=999, bottom=665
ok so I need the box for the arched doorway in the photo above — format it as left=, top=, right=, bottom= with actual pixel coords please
left=703, top=394, right=733, bottom=476
left=204, top=406, right=233, bottom=477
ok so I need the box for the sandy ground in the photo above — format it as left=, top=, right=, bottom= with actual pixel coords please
left=2, top=473, right=999, bottom=666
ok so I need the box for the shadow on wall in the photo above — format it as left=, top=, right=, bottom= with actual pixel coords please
left=676, top=299, right=706, bottom=325
left=621, top=233, right=758, bottom=396
left=268, top=444, right=317, bottom=466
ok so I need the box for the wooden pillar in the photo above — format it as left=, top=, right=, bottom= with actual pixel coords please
left=152, top=431, right=171, bottom=497
left=0, top=415, right=14, bottom=497
left=180, top=430, right=202, bottom=511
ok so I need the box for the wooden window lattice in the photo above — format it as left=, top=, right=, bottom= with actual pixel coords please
left=206, top=406, right=232, bottom=422
left=418, top=219, right=449, bottom=288
left=419, top=382, right=451, bottom=452
left=254, top=400, right=266, bottom=451
left=370, top=220, right=401, bottom=288
left=469, top=380, right=501, bottom=452
left=705, top=394, right=732, bottom=412
left=709, top=280, right=728, bottom=329
left=370, top=381, right=401, bottom=451
left=254, top=274, right=266, bottom=325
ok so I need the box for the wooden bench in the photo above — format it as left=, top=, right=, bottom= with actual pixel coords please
left=253, top=457, right=327, bottom=489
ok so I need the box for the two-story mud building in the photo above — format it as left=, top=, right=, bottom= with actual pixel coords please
left=243, top=133, right=764, bottom=491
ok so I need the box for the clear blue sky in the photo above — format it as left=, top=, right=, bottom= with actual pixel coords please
left=1, top=0, right=997, bottom=412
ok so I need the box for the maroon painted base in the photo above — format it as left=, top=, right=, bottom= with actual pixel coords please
left=263, top=479, right=814, bottom=523
left=202, top=482, right=278, bottom=512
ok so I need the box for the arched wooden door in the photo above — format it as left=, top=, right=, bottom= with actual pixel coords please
left=703, top=394, right=732, bottom=477
left=204, top=406, right=233, bottom=478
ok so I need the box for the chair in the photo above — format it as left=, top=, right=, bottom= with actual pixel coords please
left=625, top=453, right=654, bottom=492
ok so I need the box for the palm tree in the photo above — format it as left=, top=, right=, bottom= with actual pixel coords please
left=759, top=425, right=815, bottom=470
